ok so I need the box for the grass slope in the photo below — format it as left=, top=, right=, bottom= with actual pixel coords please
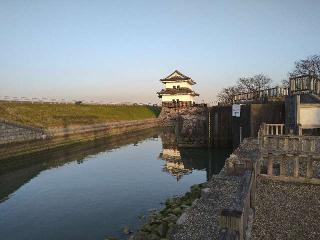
left=0, top=102, right=160, bottom=128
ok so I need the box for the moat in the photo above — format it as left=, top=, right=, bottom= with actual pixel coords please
left=0, top=129, right=231, bottom=240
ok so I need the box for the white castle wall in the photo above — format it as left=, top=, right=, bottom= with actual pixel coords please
left=162, top=94, right=195, bottom=102
left=165, top=82, right=192, bottom=89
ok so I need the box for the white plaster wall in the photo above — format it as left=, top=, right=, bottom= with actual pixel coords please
left=165, top=82, right=192, bottom=89
left=162, top=95, right=195, bottom=102
left=300, top=106, right=320, bottom=127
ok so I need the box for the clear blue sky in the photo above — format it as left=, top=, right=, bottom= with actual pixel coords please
left=1, top=0, right=319, bottom=104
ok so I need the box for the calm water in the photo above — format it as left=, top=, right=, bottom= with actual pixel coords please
left=0, top=129, right=230, bottom=240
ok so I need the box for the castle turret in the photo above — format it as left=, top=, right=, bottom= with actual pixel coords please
left=157, top=70, right=199, bottom=108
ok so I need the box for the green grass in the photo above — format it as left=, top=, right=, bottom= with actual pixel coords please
left=0, top=102, right=161, bottom=128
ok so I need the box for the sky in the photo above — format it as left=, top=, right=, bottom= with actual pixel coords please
left=0, top=0, right=320, bottom=104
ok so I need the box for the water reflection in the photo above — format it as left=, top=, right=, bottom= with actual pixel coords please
left=0, top=128, right=231, bottom=202
left=0, top=128, right=160, bottom=202
left=0, top=127, right=231, bottom=240
left=159, top=129, right=231, bottom=181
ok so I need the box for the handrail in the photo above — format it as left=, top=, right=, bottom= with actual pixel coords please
left=232, top=74, right=320, bottom=103
left=290, top=74, right=320, bottom=95
left=260, top=123, right=285, bottom=136
left=258, top=123, right=320, bottom=181
left=233, top=87, right=289, bottom=102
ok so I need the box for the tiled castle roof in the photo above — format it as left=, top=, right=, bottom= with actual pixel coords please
left=160, top=70, right=196, bottom=84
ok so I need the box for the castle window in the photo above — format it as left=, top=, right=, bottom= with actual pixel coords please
left=173, top=86, right=176, bottom=89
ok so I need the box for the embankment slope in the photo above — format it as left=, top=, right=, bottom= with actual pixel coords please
left=0, top=102, right=160, bottom=128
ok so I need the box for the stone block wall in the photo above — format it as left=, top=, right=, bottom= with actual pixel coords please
left=159, top=106, right=209, bottom=147
left=0, top=120, right=46, bottom=145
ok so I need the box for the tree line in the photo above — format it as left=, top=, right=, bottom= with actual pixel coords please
left=218, top=54, right=320, bottom=103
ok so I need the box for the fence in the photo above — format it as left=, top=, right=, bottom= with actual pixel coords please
left=290, top=74, right=320, bottom=95
left=259, top=123, right=285, bottom=136
left=232, top=74, right=320, bottom=103
left=233, top=87, right=289, bottom=103
left=258, top=123, right=320, bottom=182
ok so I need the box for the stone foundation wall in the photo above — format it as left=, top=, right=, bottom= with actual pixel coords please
left=0, top=119, right=46, bottom=145
left=159, top=106, right=209, bottom=146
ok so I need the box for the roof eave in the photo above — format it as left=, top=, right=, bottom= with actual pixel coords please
left=160, top=79, right=196, bottom=84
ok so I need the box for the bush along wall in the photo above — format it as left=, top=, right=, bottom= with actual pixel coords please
left=132, top=183, right=207, bottom=240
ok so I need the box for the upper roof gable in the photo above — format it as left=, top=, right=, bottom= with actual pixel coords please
left=164, top=70, right=190, bottom=80
left=160, top=70, right=196, bottom=84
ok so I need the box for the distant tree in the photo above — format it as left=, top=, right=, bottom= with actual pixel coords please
left=217, top=86, right=241, bottom=104
left=217, top=74, right=273, bottom=104
left=290, top=54, right=320, bottom=77
left=281, top=79, right=289, bottom=88
left=237, top=74, right=272, bottom=92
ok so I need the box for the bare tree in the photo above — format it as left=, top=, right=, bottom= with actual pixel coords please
left=290, top=54, right=320, bottom=76
left=217, top=74, right=272, bottom=104
left=281, top=79, right=289, bottom=88
left=217, top=86, right=241, bottom=104
left=237, top=74, right=272, bottom=92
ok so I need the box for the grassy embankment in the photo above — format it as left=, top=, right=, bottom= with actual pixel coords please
left=0, top=102, right=161, bottom=128
left=0, top=102, right=161, bottom=160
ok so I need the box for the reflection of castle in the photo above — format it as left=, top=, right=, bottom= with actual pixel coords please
left=160, top=148, right=181, bottom=160
left=163, top=159, right=192, bottom=181
left=159, top=128, right=231, bottom=181
left=159, top=147, right=192, bottom=181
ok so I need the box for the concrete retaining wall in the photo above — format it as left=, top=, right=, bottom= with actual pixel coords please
left=48, top=118, right=160, bottom=138
left=0, top=119, right=46, bottom=145
left=0, top=118, right=160, bottom=146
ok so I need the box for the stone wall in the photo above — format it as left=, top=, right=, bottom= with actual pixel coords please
left=170, top=138, right=259, bottom=240
left=159, top=106, right=209, bottom=147
left=0, top=119, right=46, bottom=145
